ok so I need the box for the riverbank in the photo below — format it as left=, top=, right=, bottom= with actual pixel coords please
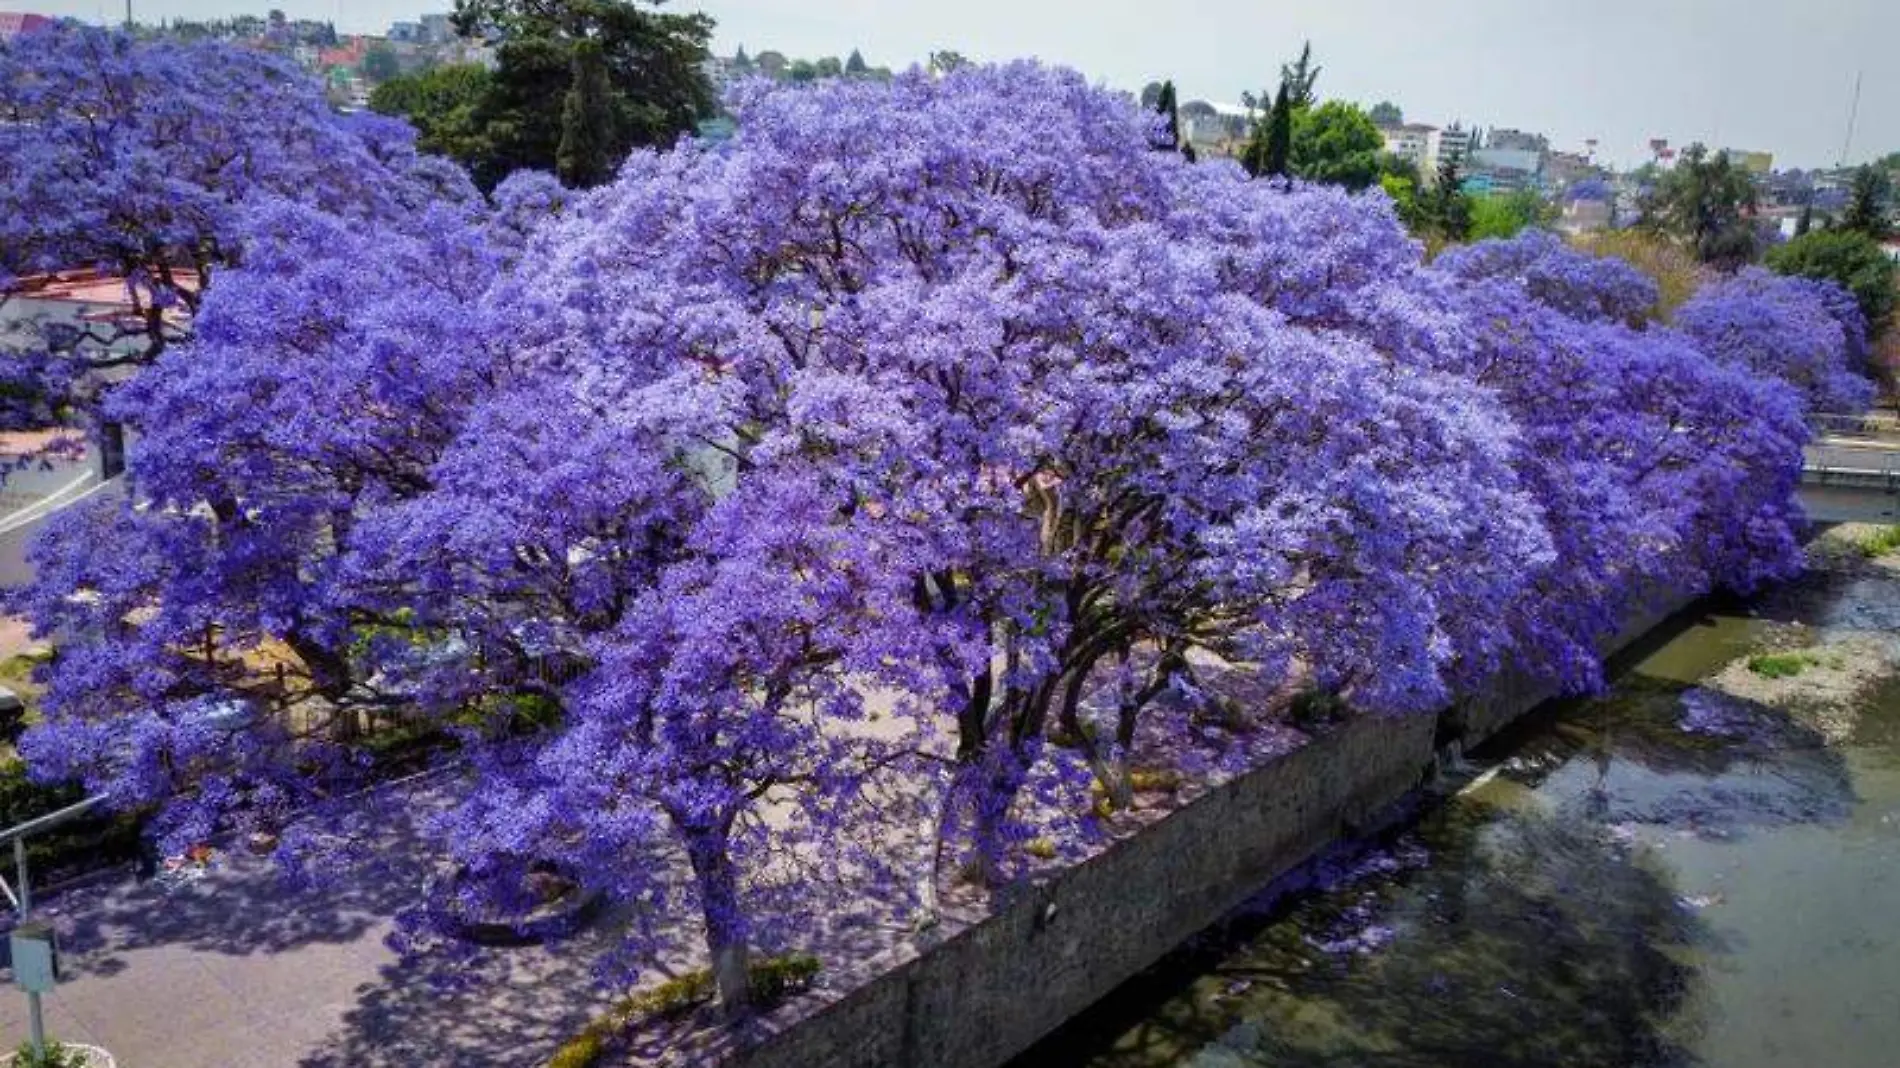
left=1015, top=523, right=1900, bottom=1068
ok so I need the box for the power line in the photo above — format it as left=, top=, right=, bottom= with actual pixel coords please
left=1839, top=70, right=1861, bottom=168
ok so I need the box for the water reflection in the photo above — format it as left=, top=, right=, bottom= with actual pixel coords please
left=1029, top=777, right=1711, bottom=1068
left=1021, top=550, right=1900, bottom=1068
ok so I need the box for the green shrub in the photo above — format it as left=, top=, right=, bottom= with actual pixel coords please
left=1766, top=229, right=1897, bottom=334
left=545, top=954, right=822, bottom=1068
left=746, top=952, right=820, bottom=1003
left=12, top=1039, right=88, bottom=1068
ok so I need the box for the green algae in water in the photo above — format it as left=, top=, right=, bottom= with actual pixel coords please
left=1746, top=651, right=1820, bottom=678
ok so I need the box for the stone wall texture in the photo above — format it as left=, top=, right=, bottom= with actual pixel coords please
left=717, top=590, right=1700, bottom=1068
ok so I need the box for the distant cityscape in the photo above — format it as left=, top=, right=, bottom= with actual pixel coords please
left=0, top=6, right=1892, bottom=249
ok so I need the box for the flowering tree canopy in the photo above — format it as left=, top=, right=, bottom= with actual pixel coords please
left=7, top=50, right=1871, bottom=1016
left=1422, top=233, right=1816, bottom=688
left=1675, top=267, right=1876, bottom=415
left=0, top=22, right=482, bottom=434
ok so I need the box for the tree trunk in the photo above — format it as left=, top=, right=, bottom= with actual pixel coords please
left=684, top=823, right=751, bottom=1015
left=915, top=764, right=952, bottom=931
left=1056, top=664, right=1087, bottom=740
left=963, top=745, right=1030, bottom=888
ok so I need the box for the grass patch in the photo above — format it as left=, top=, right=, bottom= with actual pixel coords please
left=0, top=649, right=49, bottom=685
left=1746, top=652, right=1821, bottom=679
left=1858, top=526, right=1900, bottom=558
left=547, top=953, right=821, bottom=1068
left=0, top=650, right=51, bottom=730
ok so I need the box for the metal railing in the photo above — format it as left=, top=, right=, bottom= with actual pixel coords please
left=1803, top=443, right=1900, bottom=489
left=0, top=793, right=110, bottom=913
left=1809, top=412, right=1900, bottom=443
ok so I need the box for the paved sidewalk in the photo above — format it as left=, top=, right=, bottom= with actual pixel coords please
left=0, top=786, right=624, bottom=1067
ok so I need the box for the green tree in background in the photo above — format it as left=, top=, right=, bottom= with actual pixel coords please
left=845, top=48, right=867, bottom=76
left=1841, top=165, right=1894, bottom=240
left=1280, top=41, right=1319, bottom=108
left=369, top=62, right=494, bottom=172
left=450, top=0, right=713, bottom=189
left=1140, top=81, right=1164, bottom=109
left=1152, top=80, right=1195, bottom=162
left=557, top=38, right=617, bottom=187
left=1289, top=100, right=1385, bottom=190
left=1251, top=79, right=1294, bottom=180
left=1380, top=166, right=1423, bottom=230
left=1639, top=145, right=1759, bottom=267
left=927, top=50, right=968, bottom=75
left=1368, top=100, right=1402, bottom=126
left=1766, top=229, right=1897, bottom=334
left=1469, top=187, right=1554, bottom=241
left=361, top=43, right=400, bottom=82
left=1419, top=156, right=1472, bottom=243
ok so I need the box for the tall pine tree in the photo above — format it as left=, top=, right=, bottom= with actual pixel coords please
left=1264, top=79, right=1293, bottom=182
left=1151, top=79, right=1195, bottom=162
left=1154, top=81, right=1179, bottom=146
left=1281, top=41, right=1319, bottom=108
left=1426, top=155, right=1472, bottom=241
left=557, top=38, right=617, bottom=188
left=1842, top=165, right=1894, bottom=240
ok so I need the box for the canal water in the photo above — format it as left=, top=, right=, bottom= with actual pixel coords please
left=1020, top=530, right=1900, bottom=1068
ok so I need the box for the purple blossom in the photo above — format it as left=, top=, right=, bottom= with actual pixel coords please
left=0, top=22, right=482, bottom=438
left=1675, top=267, right=1875, bottom=415
left=5, top=54, right=1864, bottom=1016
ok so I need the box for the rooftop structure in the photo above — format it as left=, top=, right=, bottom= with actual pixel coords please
left=0, top=12, right=51, bottom=39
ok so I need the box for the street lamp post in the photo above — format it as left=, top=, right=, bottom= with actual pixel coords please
left=3, top=794, right=108, bottom=1059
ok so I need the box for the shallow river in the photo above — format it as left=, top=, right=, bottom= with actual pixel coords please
left=1020, top=533, right=1900, bottom=1068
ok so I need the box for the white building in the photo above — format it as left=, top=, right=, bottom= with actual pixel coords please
left=1434, top=124, right=1474, bottom=169
left=1379, top=123, right=1437, bottom=170
left=1180, top=102, right=1252, bottom=160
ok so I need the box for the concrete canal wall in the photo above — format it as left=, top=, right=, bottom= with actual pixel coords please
left=720, top=589, right=1700, bottom=1068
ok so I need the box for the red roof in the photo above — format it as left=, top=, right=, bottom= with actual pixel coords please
left=0, top=12, right=53, bottom=39
left=4, top=269, right=200, bottom=326
left=319, top=41, right=367, bottom=67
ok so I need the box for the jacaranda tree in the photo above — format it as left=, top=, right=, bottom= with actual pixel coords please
left=5, top=42, right=1872, bottom=1021
left=0, top=22, right=482, bottom=443
left=1426, top=233, right=1817, bottom=689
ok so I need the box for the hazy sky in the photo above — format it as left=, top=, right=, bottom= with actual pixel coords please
left=13, top=0, right=1898, bottom=169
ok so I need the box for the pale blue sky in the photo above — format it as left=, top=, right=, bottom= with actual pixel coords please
left=10, top=0, right=1897, bottom=169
